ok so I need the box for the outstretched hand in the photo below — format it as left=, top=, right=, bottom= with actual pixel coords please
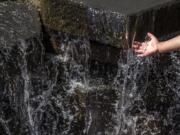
left=132, top=33, right=159, bottom=57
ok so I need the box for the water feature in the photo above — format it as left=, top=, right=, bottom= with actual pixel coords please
left=0, top=1, right=180, bottom=135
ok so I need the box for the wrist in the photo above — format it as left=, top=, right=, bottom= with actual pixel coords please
left=156, top=42, right=162, bottom=53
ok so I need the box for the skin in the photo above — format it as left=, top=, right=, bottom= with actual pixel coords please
left=132, top=32, right=180, bottom=57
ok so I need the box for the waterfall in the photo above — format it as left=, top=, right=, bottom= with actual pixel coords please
left=0, top=1, right=180, bottom=135
left=1, top=28, right=179, bottom=135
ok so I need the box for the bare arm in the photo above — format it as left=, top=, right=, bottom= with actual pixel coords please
left=132, top=33, right=180, bottom=57
left=157, top=35, right=180, bottom=53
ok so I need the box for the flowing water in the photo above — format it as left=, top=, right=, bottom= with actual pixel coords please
left=0, top=2, right=180, bottom=135
left=16, top=32, right=180, bottom=135
left=1, top=29, right=180, bottom=135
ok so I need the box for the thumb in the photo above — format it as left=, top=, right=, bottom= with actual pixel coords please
left=147, top=32, right=156, bottom=40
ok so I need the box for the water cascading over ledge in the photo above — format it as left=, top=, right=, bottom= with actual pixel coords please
left=0, top=0, right=180, bottom=135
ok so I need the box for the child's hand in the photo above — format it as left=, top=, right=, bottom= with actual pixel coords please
left=132, top=33, right=159, bottom=57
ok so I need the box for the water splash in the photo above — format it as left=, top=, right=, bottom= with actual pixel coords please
left=112, top=49, right=152, bottom=135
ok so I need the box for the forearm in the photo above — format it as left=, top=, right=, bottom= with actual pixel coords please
left=157, top=35, right=180, bottom=53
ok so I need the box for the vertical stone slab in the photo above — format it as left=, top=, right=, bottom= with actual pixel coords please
left=0, top=2, right=42, bottom=134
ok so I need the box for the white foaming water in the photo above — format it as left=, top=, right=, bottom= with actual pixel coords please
left=57, top=33, right=153, bottom=135
left=55, top=43, right=71, bottom=63
left=113, top=49, right=151, bottom=135
left=19, top=40, right=36, bottom=135
left=84, top=110, right=93, bottom=134
left=68, top=80, right=90, bottom=94
left=14, top=29, right=180, bottom=135
left=164, top=52, right=180, bottom=97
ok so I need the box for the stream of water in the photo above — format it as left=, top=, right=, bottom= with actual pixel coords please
left=0, top=2, right=180, bottom=135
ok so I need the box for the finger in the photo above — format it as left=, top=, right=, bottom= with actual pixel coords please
left=139, top=46, right=146, bottom=50
left=133, top=41, right=141, bottom=44
left=137, top=53, right=148, bottom=57
left=138, top=42, right=147, bottom=50
left=134, top=49, right=144, bottom=54
left=132, top=45, right=140, bottom=49
left=147, top=32, right=155, bottom=39
left=132, top=41, right=141, bottom=46
left=137, top=52, right=150, bottom=57
left=132, top=41, right=142, bottom=49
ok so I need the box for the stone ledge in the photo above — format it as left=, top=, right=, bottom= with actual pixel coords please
left=41, top=0, right=180, bottom=48
left=40, top=0, right=127, bottom=48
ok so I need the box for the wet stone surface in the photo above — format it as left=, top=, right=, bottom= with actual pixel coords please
left=41, top=0, right=127, bottom=48
left=0, top=1, right=180, bottom=135
left=0, top=2, right=40, bottom=45
left=41, top=0, right=180, bottom=47
left=1, top=25, right=180, bottom=135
